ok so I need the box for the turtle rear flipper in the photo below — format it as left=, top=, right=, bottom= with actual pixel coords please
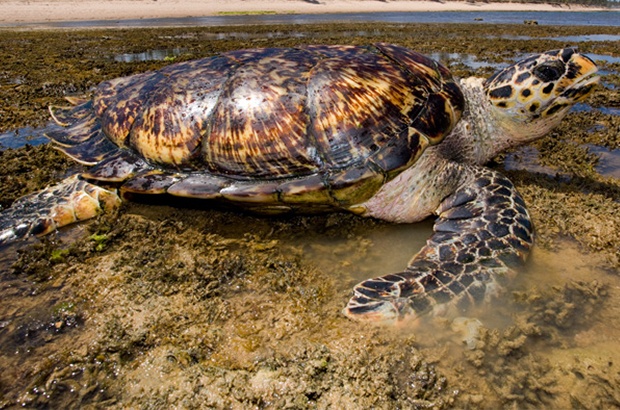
left=49, top=99, right=93, bottom=127
left=344, top=166, right=533, bottom=323
left=0, top=176, right=121, bottom=246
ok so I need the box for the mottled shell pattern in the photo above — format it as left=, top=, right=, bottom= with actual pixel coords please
left=49, top=43, right=464, bottom=212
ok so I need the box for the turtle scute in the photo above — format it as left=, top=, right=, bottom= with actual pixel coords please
left=48, top=44, right=464, bottom=210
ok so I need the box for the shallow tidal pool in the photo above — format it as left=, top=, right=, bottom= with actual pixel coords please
left=0, top=22, right=619, bottom=408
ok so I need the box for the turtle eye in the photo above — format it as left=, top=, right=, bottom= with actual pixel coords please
left=533, top=61, right=564, bottom=82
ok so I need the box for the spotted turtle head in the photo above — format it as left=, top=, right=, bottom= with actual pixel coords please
left=483, top=48, right=599, bottom=138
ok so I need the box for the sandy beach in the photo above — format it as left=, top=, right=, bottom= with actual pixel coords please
left=0, top=0, right=607, bottom=25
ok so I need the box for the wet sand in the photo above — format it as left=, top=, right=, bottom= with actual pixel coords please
left=0, top=22, right=619, bottom=409
left=0, top=0, right=607, bottom=25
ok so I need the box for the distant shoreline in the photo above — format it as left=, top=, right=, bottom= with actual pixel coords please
left=0, top=0, right=609, bottom=26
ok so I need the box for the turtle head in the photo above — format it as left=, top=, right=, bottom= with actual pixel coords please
left=483, top=48, right=599, bottom=142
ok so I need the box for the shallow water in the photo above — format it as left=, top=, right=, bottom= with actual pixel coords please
left=498, top=33, right=620, bottom=42
left=0, top=126, right=51, bottom=149
left=429, top=52, right=508, bottom=70
left=283, top=204, right=620, bottom=408
left=588, top=145, right=620, bottom=178
left=505, top=143, right=620, bottom=179
left=5, top=11, right=620, bottom=29
left=286, top=219, right=434, bottom=284
left=113, top=47, right=187, bottom=63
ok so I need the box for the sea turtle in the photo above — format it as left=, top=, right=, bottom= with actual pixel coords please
left=0, top=45, right=598, bottom=323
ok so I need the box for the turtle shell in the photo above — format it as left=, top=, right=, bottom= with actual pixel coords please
left=48, top=43, right=464, bottom=213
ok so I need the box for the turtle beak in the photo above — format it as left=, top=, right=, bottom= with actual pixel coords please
left=560, top=52, right=599, bottom=102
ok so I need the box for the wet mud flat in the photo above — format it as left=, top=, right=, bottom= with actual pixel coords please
left=0, top=22, right=619, bottom=408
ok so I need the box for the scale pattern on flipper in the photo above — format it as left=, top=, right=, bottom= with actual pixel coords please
left=344, top=166, right=533, bottom=322
left=0, top=176, right=121, bottom=246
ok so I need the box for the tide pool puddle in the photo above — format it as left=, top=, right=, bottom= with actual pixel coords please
left=505, top=144, right=620, bottom=179
left=0, top=126, right=52, bottom=150
left=429, top=52, right=507, bottom=70
left=495, top=34, right=620, bottom=44
left=283, top=219, right=434, bottom=285
left=588, top=145, right=620, bottom=179
left=113, top=47, right=187, bottom=62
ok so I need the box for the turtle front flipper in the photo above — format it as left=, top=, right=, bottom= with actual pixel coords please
left=0, top=176, right=121, bottom=246
left=344, top=166, right=533, bottom=323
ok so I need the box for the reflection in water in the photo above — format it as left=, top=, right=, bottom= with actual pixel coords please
left=496, top=34, right=620, bottom=43
left=504, top=143, right=620, bottom=179
left=503, top=146, right=558, bottom=177
left=587, top=53, right=620, bottom=65
left=572, top=102, right=620, bottom=116
left=546, top=34, right=620, bottom=42
left=429, top=52, right=507, bottom=70
left=588, top=144, right=620, bottom=178
left=0, top=126, right=52, bottom=149
left=113, top=47, right=186, bottom=62
left=599, top=106, right=620, bottom=116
